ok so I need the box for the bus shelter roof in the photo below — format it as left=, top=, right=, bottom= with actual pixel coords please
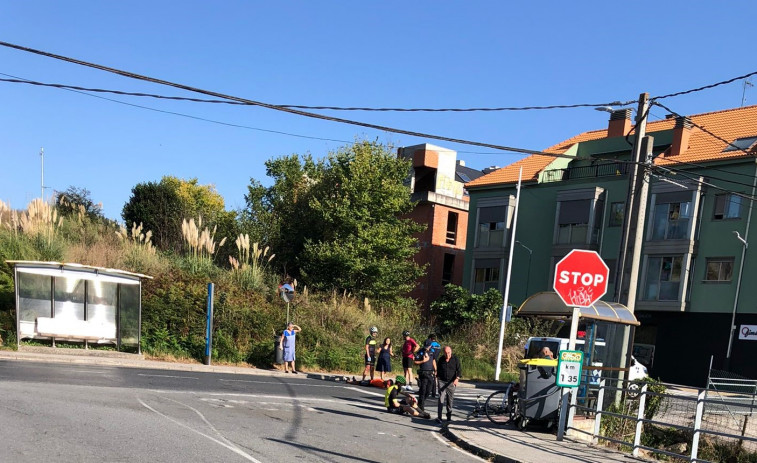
left=517, top=291, right=639, bottom=326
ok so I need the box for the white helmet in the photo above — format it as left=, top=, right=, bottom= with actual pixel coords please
left=370, top=326, right=378, bottom=333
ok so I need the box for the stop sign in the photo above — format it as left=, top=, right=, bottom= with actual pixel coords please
left=553, top=250, right=609, bottom=307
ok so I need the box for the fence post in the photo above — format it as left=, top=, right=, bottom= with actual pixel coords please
left=632, top=383, right=648, bottom=458
left=690, top=388, right=706, bottom=462
left=592, top=378, right=606, bottom=445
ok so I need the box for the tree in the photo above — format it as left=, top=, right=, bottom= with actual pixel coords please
left=241, top=140, right=423, bottom=302
left=300, top=140, right=423, bottom=301
left=122, top=177, right=235, bottom=254
left=122, top=181, right=184, bottom=251
left=55, top=186, right=103, bottom=219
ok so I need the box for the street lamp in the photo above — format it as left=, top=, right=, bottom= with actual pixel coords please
left=515, top=240, right=533, bottom=300
left=726, top=230, right=749, bottom=370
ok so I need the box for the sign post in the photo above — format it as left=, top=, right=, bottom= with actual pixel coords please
left=556, top=350, right=584, bottom=388
left=553, top=249, right=609, bottom=440
left=204, top=282, right=214, bottom=366
left=279, top=283, right=295, bottom=323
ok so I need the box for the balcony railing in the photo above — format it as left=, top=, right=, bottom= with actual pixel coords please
left=542, top=161, right=631, bottom=183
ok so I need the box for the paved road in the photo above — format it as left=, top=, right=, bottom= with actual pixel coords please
left=0, top=360, right=495, bottom=462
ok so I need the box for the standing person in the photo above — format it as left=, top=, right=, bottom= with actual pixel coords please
left=413, top=347, right=436, bottom=411
left=376, top=337, right=393, bottom=380
left=278, top=322, right=301, bottom=374
left=424, top=333, right=441, bottom=397
left=436, top=345, right=462, bottom=424
left=361, top=326, right=379, bottom=381
left=401, top=331, right=420, bottom=391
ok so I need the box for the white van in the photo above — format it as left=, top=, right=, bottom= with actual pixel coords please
left=524, top=336, right=648, bottom=382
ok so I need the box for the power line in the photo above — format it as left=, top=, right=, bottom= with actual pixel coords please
left=0, top=73, right=352, bottom=144
left=0, top=71, right=524, bottom=158
left=0, top=73, right=635, bottom=114
left=0, top=40, right=599, bottom=159
left=653, top=69, right=757, bottom=100
left=651, top=165, right=757, bottom=203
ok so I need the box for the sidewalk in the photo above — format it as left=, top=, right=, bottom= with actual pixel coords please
left=443, top=420, right=648, bottom=463
left=0, top=347, right=644, bottom=462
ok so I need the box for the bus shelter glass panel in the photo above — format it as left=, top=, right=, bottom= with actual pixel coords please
left=54, top=276, right=85, bottom=320
left=87, top=280, right=117, bottom=340
left=17, top=272, right=52, bottom=337
left=119, top=283, right=140, bottom=349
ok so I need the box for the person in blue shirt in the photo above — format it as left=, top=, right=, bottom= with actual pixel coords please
left=278, top=322, right=301, bottom=373
left=424, top=333, right=441, bottom=397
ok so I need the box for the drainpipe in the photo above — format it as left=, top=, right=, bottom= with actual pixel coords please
left=725, top=160, right=757, bottom=370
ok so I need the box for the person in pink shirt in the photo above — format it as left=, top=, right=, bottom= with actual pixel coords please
left=401, top=330, right=419, bottom=391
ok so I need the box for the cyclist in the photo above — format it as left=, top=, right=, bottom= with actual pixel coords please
left=362, top=326, right=379, bottom=381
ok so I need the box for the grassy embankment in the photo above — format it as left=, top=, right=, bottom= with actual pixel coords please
left=0, top=199, right=526, bottom=381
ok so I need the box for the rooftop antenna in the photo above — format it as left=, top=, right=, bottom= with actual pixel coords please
left=742, top=79, right=753, bottom=107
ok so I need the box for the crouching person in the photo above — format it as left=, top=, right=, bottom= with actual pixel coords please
left=385, top=376, right=431, bottom=419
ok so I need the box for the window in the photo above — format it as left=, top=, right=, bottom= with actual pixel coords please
left=704, top=258, right=734, bottom=282
left=557, top=199, right=590, bottom=244
left=714, top=194, right=742, bottom=220
left=643, top=256, right=683, bottom=301
left=723, top=136, right=757, bottom=152
left=446, top=211, right=459, bottom=245
left=651, top=192, right=692, bottom=240
left=473, top=258, right=500, bottom=294
left=442, top=253, right=455, bottom=285
left=476, top=206, right=505, bottom=247
left=609, top=202, right=625, bottom=227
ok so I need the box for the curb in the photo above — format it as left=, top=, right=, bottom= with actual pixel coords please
left=442, top=425, right=520, bottom=463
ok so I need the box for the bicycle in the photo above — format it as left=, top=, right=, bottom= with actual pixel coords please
left=466, top=394, right=486, bottom=420
left=484, top=382, right=519, bottom=425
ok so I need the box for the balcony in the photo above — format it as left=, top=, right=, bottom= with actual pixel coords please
left=543, top=161, right=631, bottom=183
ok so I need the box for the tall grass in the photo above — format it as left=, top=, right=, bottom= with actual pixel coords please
left=181, top=216, right=226, bottom=275
left=229, top=234, right=274, bottom=291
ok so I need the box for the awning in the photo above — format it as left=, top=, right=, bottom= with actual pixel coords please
left=6, top=260, right=152, bottom=283
left=517, top=291, right=639, bottom=326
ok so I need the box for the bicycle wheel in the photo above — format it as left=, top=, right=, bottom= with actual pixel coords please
left=485, top=390, right=514, bottom=424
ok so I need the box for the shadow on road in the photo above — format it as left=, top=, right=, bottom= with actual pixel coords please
left=267, top=437, right=375, bottom=462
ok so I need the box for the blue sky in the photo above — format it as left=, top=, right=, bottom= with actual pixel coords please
left=1, top=1, right=756, bottom=220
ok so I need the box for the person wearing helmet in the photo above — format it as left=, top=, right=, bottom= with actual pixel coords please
left=384, top=375, right=430, bottom=419
left=401, top=330, right=420, bottom=392
left=361, top=326, right=379, bottom=381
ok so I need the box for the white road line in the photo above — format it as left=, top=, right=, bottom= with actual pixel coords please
left=163, top=396, right=239, bottom=448
left=67, top=369, right=107, bottom=374
left=431, top=429, right=489, bottom=462
left=138, top=374, right=198, bottom=380
left=137, top=397, right=263, bottom=463
left=219, top=379, right=341, bottom=388
left=206, top=392, right=340, bottom=403
left=343, top=386, right=385, bottom=398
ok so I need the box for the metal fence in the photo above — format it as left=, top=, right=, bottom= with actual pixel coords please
left=565, top=371, right=757, bottom=462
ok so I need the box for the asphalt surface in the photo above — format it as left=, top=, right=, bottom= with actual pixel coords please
left=0, top=360, right=493, bottom=462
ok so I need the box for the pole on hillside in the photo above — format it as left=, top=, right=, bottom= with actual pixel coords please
left=204, top=282, right=214, bottom=365
left=495, top=166, right=522, bottom=381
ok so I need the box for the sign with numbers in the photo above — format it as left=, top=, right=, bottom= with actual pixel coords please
left=556, top=350, right=584, bottom=388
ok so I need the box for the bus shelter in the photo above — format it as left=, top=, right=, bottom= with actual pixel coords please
left=8, top=261, right=151, bottom=352
left=518, top=291, right=640, bottom=424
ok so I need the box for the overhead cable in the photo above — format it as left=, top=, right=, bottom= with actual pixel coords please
left=0, top=40, right=596, bottom=159
left=653, top=69, right=757, bottom=100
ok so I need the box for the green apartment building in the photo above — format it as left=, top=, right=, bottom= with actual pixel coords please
left=463, top=105, right=757, bottom=386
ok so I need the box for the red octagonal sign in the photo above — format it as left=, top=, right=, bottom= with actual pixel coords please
left=553, top=250, right=609, bottom=307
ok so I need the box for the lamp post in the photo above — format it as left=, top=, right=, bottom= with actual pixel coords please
left=726, top=231, right=749, bottom=370
left=515, top=240, right=532, bottom=300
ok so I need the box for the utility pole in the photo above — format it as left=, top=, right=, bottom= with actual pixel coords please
left=40, top=147, right=45, bottom=201
left=613, top=93, right=650, bottom=311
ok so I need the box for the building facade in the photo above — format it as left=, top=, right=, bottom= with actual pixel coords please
left=462, top=106, right=757, bottom=386
left=398, top=143, right=482, bottom=313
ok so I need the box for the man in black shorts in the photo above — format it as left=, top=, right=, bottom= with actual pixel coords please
left=384, top=376, right=430, bottom=418
left=362, top=326, right=379, bottom=381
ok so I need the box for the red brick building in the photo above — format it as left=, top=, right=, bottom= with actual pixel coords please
left=398, top=143, right=484, bottom=313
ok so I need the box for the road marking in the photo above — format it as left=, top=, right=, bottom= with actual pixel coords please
left=138, top=397, right=263, bottom=463
left=431, top=429, right=489, bottom=462
left=138, top=374, right=198, bottom=380
left=67, top=369, right=108, bottom=374
left=343, top=386, right=385, bottom=398
left=219, top=379, right=342, bottom=388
